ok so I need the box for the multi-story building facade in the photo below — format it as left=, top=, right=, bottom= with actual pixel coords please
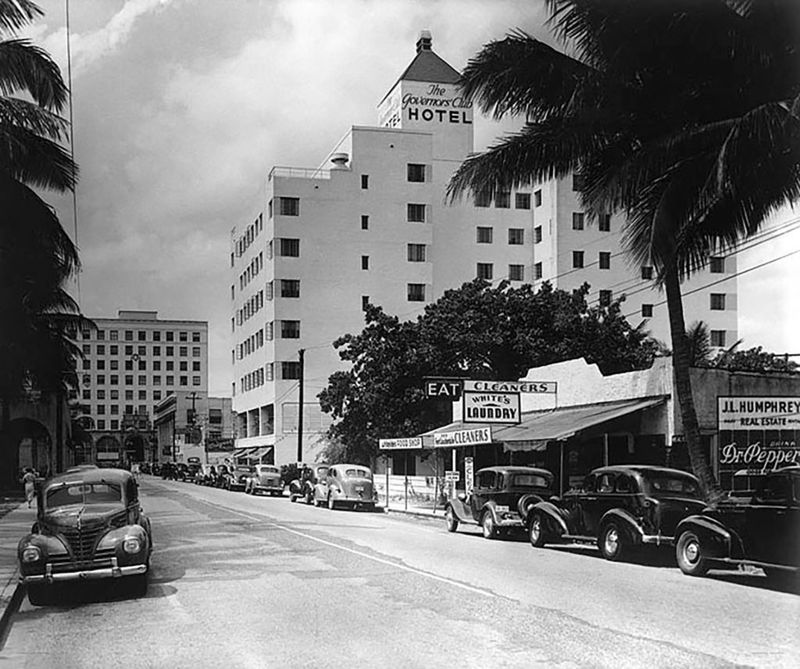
left=72, top=310, right=209, bottom=466
left=230, top=31, right=738, bottom=466
left=154, top=392, right=233, bottom=464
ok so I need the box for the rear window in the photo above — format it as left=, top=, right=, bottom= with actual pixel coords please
left=511, top=473, right=550, bottom=489
left=46, top=482, right=122, bottom=509
left=260, top=467, right=279, bottom=474
left=643, top=474, right=701, bottom=498
left=344, top=468, right=371, bottom=479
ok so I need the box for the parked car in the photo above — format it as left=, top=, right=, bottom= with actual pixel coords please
left=526, top=465, right=705, bottom=561
left=288, top=464, right=329, bottom=504
left=18, top=467, right=152, bottom=605
left=193, top=464, right=216, bottom=486
left=223, top=465, right=253, bottom=492
left=313, top=464, right=377, bottom=510
left=445, top=466, right=554, bottom=539
left=245, top=465, right=284, bottom=496
left=674, top=466, right=800, bottom=582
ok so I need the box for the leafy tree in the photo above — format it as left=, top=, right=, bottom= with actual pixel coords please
left=446, top=0, right=800, bottom=499
left=712, top=347, right=798, bottom=373
left=318, top=279, right=659, bottom=464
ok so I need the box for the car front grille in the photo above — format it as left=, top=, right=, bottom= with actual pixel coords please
left=59, top=526, right=106, bottom=564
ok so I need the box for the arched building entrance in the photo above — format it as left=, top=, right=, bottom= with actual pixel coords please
left=0, top=418, right=52, bottom=489
left=124, top=432, right=146, bottom=464
left=96, top=435, right=121, bottom=466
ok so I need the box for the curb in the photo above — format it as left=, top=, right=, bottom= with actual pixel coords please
left=0, top=578, right=23, bottom=649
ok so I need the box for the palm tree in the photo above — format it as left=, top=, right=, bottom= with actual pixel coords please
left=0, top=0, right=85, bottom=456
left=447, top=0, right=800, bottom=500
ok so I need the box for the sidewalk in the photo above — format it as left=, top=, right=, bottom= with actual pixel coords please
left=0, top=501, right=36, bottom=639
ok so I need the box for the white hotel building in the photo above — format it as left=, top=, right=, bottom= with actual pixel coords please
left=230, top=32, right=737, bottom=466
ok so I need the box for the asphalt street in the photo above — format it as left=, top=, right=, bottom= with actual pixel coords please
left=2, top=477, right=798, bottom=668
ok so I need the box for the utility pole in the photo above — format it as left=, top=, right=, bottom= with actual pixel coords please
left=297, top=348, right=305, bottom=463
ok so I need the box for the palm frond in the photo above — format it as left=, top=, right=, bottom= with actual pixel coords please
left=0, top=122, right=78, bottom=191
left=0, top=96, right=70, bottom=139
left=0, top=0, right=41, bottom=33
left=0, top=38, right=68, bottom=111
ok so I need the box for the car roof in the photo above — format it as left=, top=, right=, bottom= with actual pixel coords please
left=44, top=467, right=134, bottom=489
left=590, top=465, right=699, bottom=479
left=477, top=466, right=552, bottom=476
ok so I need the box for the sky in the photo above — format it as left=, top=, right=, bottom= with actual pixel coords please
left=19, top=0, right=800, bottom=396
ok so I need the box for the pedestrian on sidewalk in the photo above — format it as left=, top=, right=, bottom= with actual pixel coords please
left=21, top=468, right=37, bottom=508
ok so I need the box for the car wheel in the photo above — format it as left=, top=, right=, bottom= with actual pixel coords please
left=528, top=512, right=547, bottom=548
left=327, top=495, right=337, bottom=510
left=675, top=530, right=709, bottom=576
left=599, top=522, right=625, bottom=561
left=289, top=494, right=296, bottom=503
left=305, top=492, right=313, bottom=505
left=481, top=512, right=497, bottom=539
left=445, top=506, right=458, bottom=533
left=26, top=583, right=49, bottom=606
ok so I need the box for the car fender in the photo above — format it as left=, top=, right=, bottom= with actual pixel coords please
left=675, top=514, right=738, bottom=559
left=446, top=498, right=474, bottom=523
left=599, top=508, right=645, bottom=545
left=528, top=501, right=568, bottom=537
left=18, top=533, right=68, bottom=559
left=516, top=493, right=543, bottom=519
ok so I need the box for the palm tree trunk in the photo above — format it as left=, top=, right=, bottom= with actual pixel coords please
left=664, top=262, right=721, bottom=502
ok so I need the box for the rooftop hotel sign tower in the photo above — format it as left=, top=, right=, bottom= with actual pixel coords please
left=229, top=32, right=737, bottom=466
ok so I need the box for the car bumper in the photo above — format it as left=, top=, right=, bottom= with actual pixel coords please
left=254, top=486, right=283, bottom=494
left=21, top=561, right=147, bottom=584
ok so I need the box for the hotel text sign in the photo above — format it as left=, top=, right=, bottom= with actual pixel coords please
left=380, top=82, right=473, bottom=129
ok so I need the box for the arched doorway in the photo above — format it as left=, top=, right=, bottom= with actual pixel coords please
left=123, top=432, right=146, bottom=464
left=0, top=418, right=52, bottom=489
left=96, top=435, right=121, bottom=466
left=71, top=416, right=95, bottom=465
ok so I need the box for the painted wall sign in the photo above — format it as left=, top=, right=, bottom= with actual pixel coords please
left=718, top=396, right=800, bottom=429
left=433, top=427, right=492, bottom=448
left=380, top=82, right=473, bottom=129
left=424, top=378, right=463, bottom=400
left=379, top=437, right=423, bottom=450
left=464, top=456, right=474, bottom=495
left=718, top=441, right=799, bottom=474
left=463, top=380, right=556, bottom=394
left=463, top=391, right=521, bottom=424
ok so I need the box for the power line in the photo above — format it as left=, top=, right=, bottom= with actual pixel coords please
left=65, top=0, right=80, bottom=304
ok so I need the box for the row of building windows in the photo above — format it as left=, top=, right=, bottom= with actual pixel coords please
left=91, top=418, right=156, bottom=431
left=237, top=289, right=264, bottom=326
left=235, top=213, right=264, bottom=259
left=82, top=388, right=162, bottom=401
left=82, top=359, right=201, bottom=372
left=571, top=212, right=612, bottom=232
left=474, top=191, right=532, bottom=209
left=78, top=329, right=202, bottom=342
left=476, top=227, right=527, bottom=245
left=475, top=264, right=526, bottom=282
left=81, top=344, right=201, bottom=358
left=81, top=374, right=201, bottom=387
left=238, top=251, right=264, bottom=292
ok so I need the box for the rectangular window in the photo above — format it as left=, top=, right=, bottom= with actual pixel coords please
left=266, top=281, right=274, bottom=301
left=137, top=345, right=146, bottom=355
left=125, top=390, right=133, bottom=401
left=110, top=375, right=118, bottom=385
left=153, top=346, right=161, bottom=356
left=407, top=204, right=426, bottom=223
left=476, top=227, right=493, bottom=244
left=153, top=390, right=161, bottom=401
left=192, top=361, right=200, bottom=371
left=641, top=266, right=654, bottom=280
left=110, top=420, right=118, bottom=430
left=361, top=215, right=369, bottom=230
left=124, top=330, right=133, bottom=341
left=192, top=347, right=200, bottom=357
left=534, top=262, right=543, bottom=280
left=407, top=244, right=426, bottom=262
left=124, top=345, right=133, bottom=356
left=509, top=264, right=524, bottom=281
left=282, top=361, right=301, bottom=380
left=476, top=263, right=493, bottom=280
left=166, top=361, right=174, bottom=371
left=361, top=174, right=369, bottom=189
left=281, top=279, right=300, bottom=298
left=97, top=420, right=106, bottom=430
left=709, top=257, right=725, bottom=273
left=179, top=346, right=187, bottom=357
left=710, top=293, right=726, bottom=310
left=534, top=226, right=542, bottom=244
left=515, top=193, right=531, bottom=209
left=281, top=320, right=300, bottom=339
left=110, top=389, right=119, bottom=400
left=642, top=304, right=654, bottom=317
left=508, top=228, right=524, bottom=245
left=192, top=332, right=200, bottom=343
left=192, top=376, right=201, bottom=386
left=572, top=251, right=584, bottom=268
left=265, top=363, right=274, bottom=382
left=599, top=213, right=611, bottom=232
left=279, top=238, right=300, bottom=257
left=572, top=173, right=585, bottom=191
left=124, top=375, right=133, bottom=386
left=474, top=191, right=491, bottom=207
left=110, top=345, right=118, bottom=355
left=166, top=376, right=174, bottom=386
left=138, top=390, right=147, bottom=401
left=97, top=375, right=106, bottom=385
left=495, top=192, right=511, bottom=208
left=179, top=361, right=188, bottom=371
left=179, top=376, right=188, bottom=386
left=153, top=361, right=161, bottom=371
left=361, top=255, right=369, bottom=270
left=710, top=330, right=727, bottom=347
left=138, top=331, right=146, bottom=341
left=407, top=283, right=426, bottom=302
left=407, top=164, right=426, bottom=182
left=599, top=252, right=611, bottom=270
left=361, top=295, right=369, bottom=310
left=599, top=290, right=612, bottom=307
left=166, top=346, right=174, bottom=356
left=572, top=212, right=585, bottom=230
left=166, top=331, right=174, bottom=342
left=109, top=330, right=118, bottom=341
left=153, top=331, right=161, bottom=342
left=97, top=330, right=105, bottom=341
left=279, top=197, right=300, bottom=216
left=534, top=189, right=542, bottom=207
left=265, top=322, right=274, bottom=340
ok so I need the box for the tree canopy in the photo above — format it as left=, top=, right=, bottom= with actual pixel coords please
left=318, top=279, right=660, bottom=464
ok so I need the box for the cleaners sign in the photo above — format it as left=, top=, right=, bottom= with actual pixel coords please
left=433, top=427, right=492, bottom=448
left=463, top=391, right=521, bottom=424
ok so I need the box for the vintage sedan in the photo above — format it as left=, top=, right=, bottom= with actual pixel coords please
left=245, top=465, right=284, bottom=496
left=18, top=468, right=152, bottom=605
left=674, top=466, right=800, bottom=582
left=314, top=464, right=377, bottom=511
left=222, top=465, right=253, bottom=491
left=445, top=466, right=554, bottom=539
left=289, top=464, right=329, bottom=504
left=526, top=465, right=705, bottom=561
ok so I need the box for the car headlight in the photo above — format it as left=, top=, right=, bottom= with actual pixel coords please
left=122, top=536, right=142, bottom=554
left=21, top=545, right=42, bottom=563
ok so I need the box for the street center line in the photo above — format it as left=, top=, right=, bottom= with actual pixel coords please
left=201, top=500, right=494, bottom=598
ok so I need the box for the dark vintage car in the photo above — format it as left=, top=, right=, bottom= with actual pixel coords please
left=445, top=466, right=554, bottom=539
left=245, top=465, right=284, bottom=496
left=313, top=464, right=377, bottom=511
left=222, top=465, right=253, bottom=492
left=288, top=464, right=329, bottom=504
left=674, top=466, right=800, bottom=582
left=526, top=465, right=705, bottom=561
left=18, top=467, right=152, bottom=605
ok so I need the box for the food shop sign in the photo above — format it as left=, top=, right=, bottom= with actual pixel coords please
left=379, top=437, right=423, bottom=451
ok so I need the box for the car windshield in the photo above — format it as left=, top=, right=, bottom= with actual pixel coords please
left=344, top=468, right=371, bottom=479
left=511, top=473, right=550, bottom=488
left=260, top=467, right=279, bottom=474
left=643, top=473, right=701, bottom=498
left=46, top=482, right=123, bottom=509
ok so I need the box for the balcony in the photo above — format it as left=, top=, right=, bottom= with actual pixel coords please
left=269, top=166, right=331, bottom=181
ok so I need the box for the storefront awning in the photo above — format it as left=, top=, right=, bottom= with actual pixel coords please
left=249, top=446, right=273, bottom=460
left=232, top=447, right=256, bottom=458
left=501, top=397, right=666, bottom=451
